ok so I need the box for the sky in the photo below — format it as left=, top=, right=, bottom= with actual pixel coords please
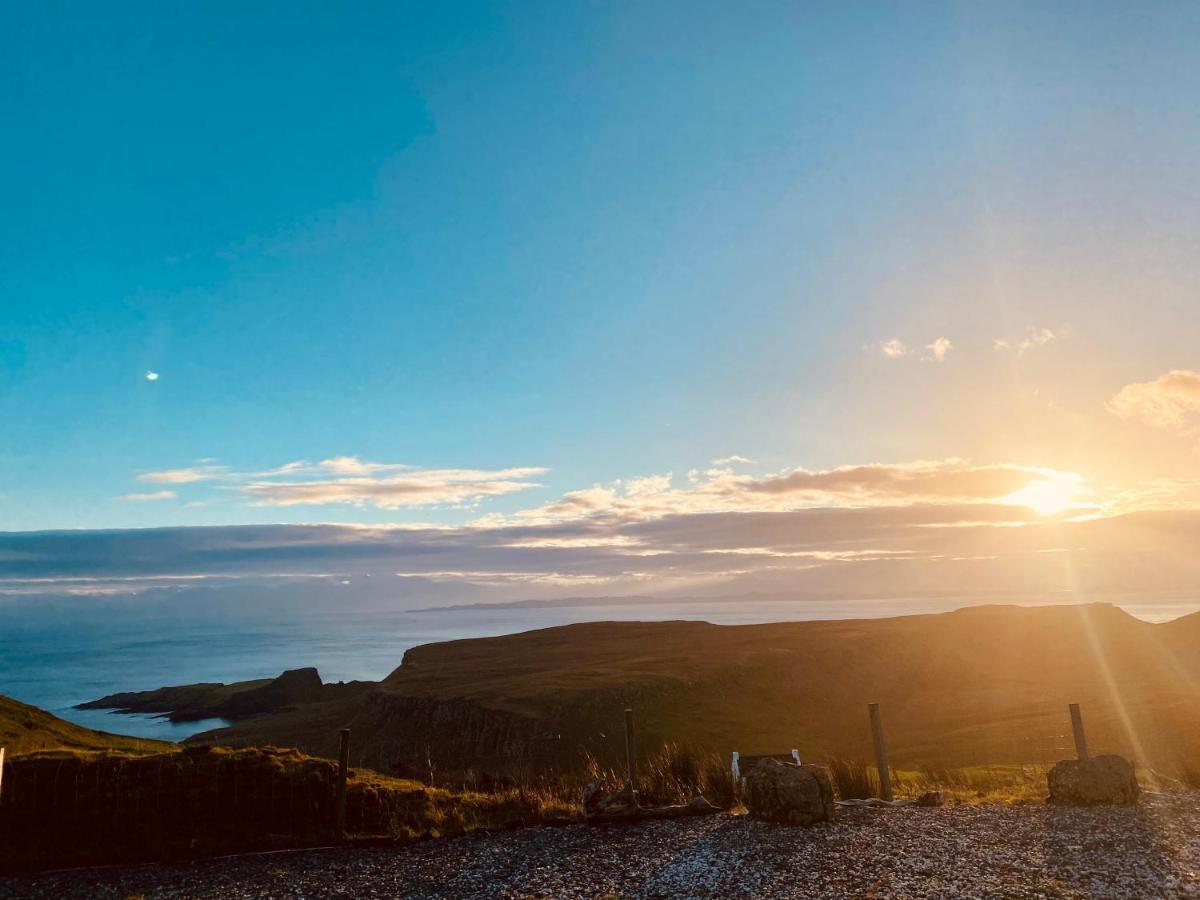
left=3, top=2, right=1200, bottom=609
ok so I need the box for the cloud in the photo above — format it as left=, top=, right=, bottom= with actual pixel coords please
left=742, top=460, right=1053, bottom=505
left=11, top=501, right=1200, bottom=606
left=318, top=456, right=385, bottom=475
left=81, top=452, right=1200, bottom=605
left=119, top=454, right=1083, bottom=533
left=486, top=459, right=1062, bottom=527
left=712, top=455, right=754, bottom=466
left=994, top=327, right=1058, bottom=355
left=237, top=465, right=546, bottom=509
left=125, top=456, right=545, bottom=510
left=137, top=465, right=228, bottom=484
left=923, top=337, right=952, bottom=363
left=877, top=337, right=951, bottom=362
left=1106, top=370, right=1200, bottom=437
left=144, top=371, right=159, bottom=381
left=118, top=490, right=176, bottom=502
left=17, top=453, right=1200, bottom=605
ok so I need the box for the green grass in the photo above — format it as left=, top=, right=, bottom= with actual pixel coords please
left=0, top=694, right=171, bottom=757
left=202, top=603, right=1200, bottom=783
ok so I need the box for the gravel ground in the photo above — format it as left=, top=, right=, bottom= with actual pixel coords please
left=4, top=791, right=1199, bottom=899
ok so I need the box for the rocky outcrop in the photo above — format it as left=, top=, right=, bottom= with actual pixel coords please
left=80, top=668, right=373, bottom=722
left=1047, top=755, right=1139, bottom=806
left=743, top=758, right=835, bottom=825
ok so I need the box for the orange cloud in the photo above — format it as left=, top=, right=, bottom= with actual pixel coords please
left=484, top=459, right=1064, bottom=527
left=1107, top=370, right=1200, bottom=437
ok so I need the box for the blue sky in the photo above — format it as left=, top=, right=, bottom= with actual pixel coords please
left=4, top=3, right=1200, bottom=606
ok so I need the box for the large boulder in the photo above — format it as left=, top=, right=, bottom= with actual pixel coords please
left=1047, top=755, right=1139, bottom=806
left=743, top=758, right=835, bottom=825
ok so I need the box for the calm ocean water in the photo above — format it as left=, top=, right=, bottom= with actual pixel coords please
left=2, top=594, right=1195, bottom=742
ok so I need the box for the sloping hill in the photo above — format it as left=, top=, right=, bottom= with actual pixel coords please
left=1, top=694, right=170, bottom=756
left=193, top=603, right=1200, bottom=777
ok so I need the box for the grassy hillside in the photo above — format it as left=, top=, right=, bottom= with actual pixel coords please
left=0, top=694, right=170, bottom=756
left=0, top=745, right=574, bottom=871
left=194, top=603, right=1200, bottom=778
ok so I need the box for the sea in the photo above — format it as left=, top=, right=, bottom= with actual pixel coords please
left=2, top=593, right=1196, bottom=743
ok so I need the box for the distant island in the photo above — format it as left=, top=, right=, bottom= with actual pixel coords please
left=408, top=594, right=669, bottom=612
left=406, top=589, right=1016, bottom=614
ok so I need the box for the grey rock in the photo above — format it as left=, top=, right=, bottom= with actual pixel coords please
left=1047, top=754, right=1139, bottom=806
left=743, top=758, right=835, bottom=825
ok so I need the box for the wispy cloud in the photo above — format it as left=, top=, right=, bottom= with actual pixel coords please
left=144, top=370, right=159, bottom=381
left=118, top=490, right=176, bottom=502
left=1106, top=370, right=1200, bottom=438
left=712, top=455, right=754, bottom=466
left=994, top=326, right=1058, bottom=355
left=13, top=491, right=1200, bottom=603
left=483, top=459, right=1064, bottom=527
left=22, top=447, right=1200, bottom=604
left=877, top=337, right=952, bottom=362
left=127, top=456, right=545, bottom=510
left=923, top=337, right=952, bottom=363
left=237, top=462, right=546, bottom=509
left=137, top=465, right=228, bottom=484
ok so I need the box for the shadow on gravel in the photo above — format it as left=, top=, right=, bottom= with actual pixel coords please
left=1038, top=801, right=1181, bottom=897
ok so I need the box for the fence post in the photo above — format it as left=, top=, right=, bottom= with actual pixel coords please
left=1069, top=703, right=1089, bottom=761
left=623, top=708, right=638, bottom=795
left=336, top=728, right=351, bottom=838
left=868, top=703, right=893, bottom=801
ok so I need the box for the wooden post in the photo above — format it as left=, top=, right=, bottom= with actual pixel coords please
left=868, top=703, right=893, bottom=801
left=623, top=708, right=638, bottom=793
left=1069, top=703, right=1089, bottom=761
left=0, top=747, right=5, bottom=804
left=336, top=728, right=351, bottom=838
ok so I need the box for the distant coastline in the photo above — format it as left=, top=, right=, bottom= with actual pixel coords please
left=406, top=590, right=1200, bottom=618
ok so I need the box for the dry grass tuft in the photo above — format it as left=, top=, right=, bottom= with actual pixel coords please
left=826, top=758, right=879, bottom=800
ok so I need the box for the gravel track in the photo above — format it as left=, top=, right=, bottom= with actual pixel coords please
left=4, top=792, right=1199, bottom=899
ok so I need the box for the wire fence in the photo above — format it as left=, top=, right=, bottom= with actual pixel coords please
left=0, top=701, right=1175, bottom=872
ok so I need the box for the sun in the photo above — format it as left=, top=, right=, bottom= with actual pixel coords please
left=1002, top=471, right=1088, bottom=516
